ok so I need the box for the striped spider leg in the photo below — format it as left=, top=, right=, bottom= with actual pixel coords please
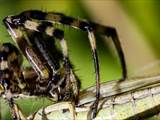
left=0, top=44, right=32, bottom=120
left=0, top=43, right=28, bottom=120
left=3, top=17, right=80, bottom=119
left=3, top=18, right=80, bottom=101
left=3, top=10, right=127, bottom=119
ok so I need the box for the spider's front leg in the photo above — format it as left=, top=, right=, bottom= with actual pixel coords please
left=26, top=21, right=80, bottom=101
left=18, top=10, right=126, bottom=77
left=18, top=10, right=127, bottom=79
left=0, top=43, right=28, bottom=120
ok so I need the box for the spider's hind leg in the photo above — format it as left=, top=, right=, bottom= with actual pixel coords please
left=91, top=24, right=127, bottom=80
left=7, top=98, right=26, bottom=120
left=110, top=29, right=127, bottom=80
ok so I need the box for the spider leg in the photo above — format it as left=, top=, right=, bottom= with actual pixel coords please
left=3, top=18, right=51, bottom=82
left=20, top=20, right=69, bottom=68
left=0, top=43, right=31, bottom=120
left=7, top=97, right=19, bottom=120
left=18, top=20, right=80, bottom=101
left=19, top=10, right=127, bottom=79
left=0, top=43, right=27, bottom=90
left=7, top=97, right=27, bottom=120
left=16, top=11, right=100, bottom=118
left=27, top=28, right=79, bottom=101
left=90, top=23, right=127, bottom=79
left=3, top=17, right=79, bottom=101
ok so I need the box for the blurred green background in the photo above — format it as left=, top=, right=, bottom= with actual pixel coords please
left=0, top=0, right=160, bottom=119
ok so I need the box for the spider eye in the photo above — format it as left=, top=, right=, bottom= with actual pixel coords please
left=0, top=84, right=4, bottom=94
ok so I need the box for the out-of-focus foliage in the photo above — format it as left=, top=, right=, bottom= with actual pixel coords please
left=121, top=0, right=160, bottom=58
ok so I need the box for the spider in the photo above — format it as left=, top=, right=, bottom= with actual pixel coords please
left=2, top=10, right=127, bottom=120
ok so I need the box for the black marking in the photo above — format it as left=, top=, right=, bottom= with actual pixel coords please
left=59, top=16, right=74, bottom=25
left=21, top=10, right=47, bottom=20
left=53, top=29, right=64, bottom=40
left=0, top=69, right=10, bottom=75
left=79, top=21, right=92, bottom=31
left=37, top=21, right=53, bottom=33
left=0, top=52, right=8, bottom=61
left=27, top=30, right=60, bottom=71
left=0, top=43, right=20, bottom=62
left=11, top=15, right=28, bottom=26
left=62, top=108, right=69, bottom=113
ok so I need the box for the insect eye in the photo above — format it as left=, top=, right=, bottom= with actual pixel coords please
left=0, top=84, right=4, bottom=94
left=11, top=15, right=27, bottom=26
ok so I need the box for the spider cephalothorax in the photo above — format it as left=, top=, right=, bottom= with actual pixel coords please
left=2, top=10, right=127, bottom=120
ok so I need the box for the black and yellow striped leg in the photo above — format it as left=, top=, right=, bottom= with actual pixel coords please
left=18, top=10, right=126, bottom=80
left=7, top=97, right=18, bottom=120
left=18, top=11, right=100, bottom=118
left=3, top=19, right=50, bottom=82
left=23, top=20, right=71, bottom=71
left=85, top=27, right=100, bottom=119
left=38, top=23, right=79, bottom=101
left=8, top=98, right=26, bottom=120
left=91, top=24, right=127, bottom=79
left=7, top=96, right=26, bottom=120
left=21, top=20, right=79, bottom=99
left=111, top=30, right=127, bottom=79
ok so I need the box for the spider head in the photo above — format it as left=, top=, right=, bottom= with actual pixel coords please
left=3, top=14, right=28, bottom=27
left=3, top=16, right=25, bottom=40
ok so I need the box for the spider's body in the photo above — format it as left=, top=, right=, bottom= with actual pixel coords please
left=1, top=10, right=127, bottom=120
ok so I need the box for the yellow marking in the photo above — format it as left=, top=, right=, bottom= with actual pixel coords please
left=10, top=28, right=23, bottom=39
left=46, top=13, right=61, bottom=23
left=60, top=39, right=68, bottom=56
left=26, top=47, right=49, bottom=79
left=88, top=31, right=96, bottom=49
left=18, top=82, right=26, bottom=89
left=25, top=20, right=55, bottom=37
left=5, top=73, right=9, bottom=78
left=0, top=84, right=4, bottom=94
left=8, top=52, right=17, bottom=62
left=5, top=17, right=23, bottom=41
left=71, top=20, right=80, bottom=28
left=45, top=27, right=55, bottom=36
left=24, top=20, right=39, bottom=31
left=0, top=60, right=8, bottom=70
left=41, top=68, right=49, bottom=79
